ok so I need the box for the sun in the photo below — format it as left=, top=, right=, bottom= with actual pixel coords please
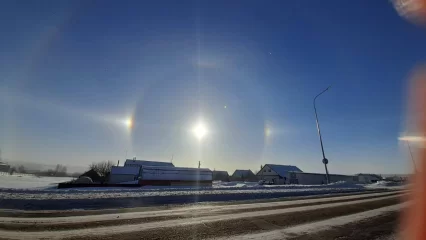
left=192, top=122, right=208, bottom=140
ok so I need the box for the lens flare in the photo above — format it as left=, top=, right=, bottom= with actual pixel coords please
left=124, top=118, right=133, bottom=129
left=192, top=122, right=208, bottom=140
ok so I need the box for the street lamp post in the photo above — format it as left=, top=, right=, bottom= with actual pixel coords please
left=314, top=86, right=331, bottom=184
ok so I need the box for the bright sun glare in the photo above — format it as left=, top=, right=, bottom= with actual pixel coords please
left=192, top=122, right=208, bottom=140
left=125, top=118, right=133, bottom=129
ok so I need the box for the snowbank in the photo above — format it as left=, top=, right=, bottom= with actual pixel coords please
left=0, top=179, right=404, bottom=210
left=365, top=181, right=406, bottom=190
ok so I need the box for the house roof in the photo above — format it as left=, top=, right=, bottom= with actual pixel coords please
left=265, top=164, right=302, bottom=177
left=356, top=173, right=382, bottom=179
left=111, top=166, right=140, bottom=175
left=80, top=169, right=101, bottom=181
left=232, top=169, right=254, bottom=177
left=124, top=159, right=174, bottom=167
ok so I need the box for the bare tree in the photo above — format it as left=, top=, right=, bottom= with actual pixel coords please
left=89, top=161, right=114, bottom=177
left=17, top=165, right=26, bottom=173
left=54, top=164, right=67, bottom=177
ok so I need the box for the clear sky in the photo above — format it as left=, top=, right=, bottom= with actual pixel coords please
left=1, top=0, right=425, bottom=174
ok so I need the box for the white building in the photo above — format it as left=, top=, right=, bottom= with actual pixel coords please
left=109, top=159, right=212, bottom=186
left=357, top=174, right=382, bottom=183
left=257, top=164, right=303, bottom=184
left=256, top=164, right=357, bottom=185
left=288, top=171, right=357, bottom=185
left=124, top=159, right=174, bottom=168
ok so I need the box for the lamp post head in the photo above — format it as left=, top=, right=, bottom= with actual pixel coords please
left=322, top=158, right=329, bottom=165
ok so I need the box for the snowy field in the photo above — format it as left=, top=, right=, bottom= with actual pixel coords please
left=0, top=174, right=73, bottom=189
left=0, top=175, right=405, bottom=210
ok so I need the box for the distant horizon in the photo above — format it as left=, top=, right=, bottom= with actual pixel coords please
left=1, top=158, right=412, bottom=176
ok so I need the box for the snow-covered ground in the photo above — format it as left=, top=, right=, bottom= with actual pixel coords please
left=0, top=175, right=405, bottom=192
left=0, top=174, right=73, bottom=189
left=0, top=176, right=405, bottom=210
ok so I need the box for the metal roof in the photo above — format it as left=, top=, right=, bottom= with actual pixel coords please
left=124, top=159, right=174, bottom=167
left=266, top=164, right=303, bottom=177
left=232, top=169, right=254, bottom=177
left=111, top=166, right=140, bottom=175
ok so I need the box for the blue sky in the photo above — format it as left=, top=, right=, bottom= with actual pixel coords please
left=1, top=0, right=425, bottom=174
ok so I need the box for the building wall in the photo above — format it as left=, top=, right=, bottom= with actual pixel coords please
left=257, top=165, right=286, bottom=184
left=141, top=167, right=212, bottom=181
left=358, top=175, right=381, bottom=183
left=288, top=172, right=356, bottom=185
left=0, top=164, right=10, bottom=173
left=109, top=174, right=138, bottom=184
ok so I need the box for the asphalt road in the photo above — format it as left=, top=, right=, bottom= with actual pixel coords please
left=0, top=190, right=405, bottom=240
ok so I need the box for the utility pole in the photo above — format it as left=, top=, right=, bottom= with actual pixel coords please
left=314, top=86, right=331, bottom=184
left=198, top=161, right=200, bottom=168
left=407, top=142, right=417, bottom=172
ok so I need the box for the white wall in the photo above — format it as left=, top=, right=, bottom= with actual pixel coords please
left=288, top=172, right=356, bottom=185
left=257, top=165, right=286, bottom=184
left=141, top=168, right=212, bottom=181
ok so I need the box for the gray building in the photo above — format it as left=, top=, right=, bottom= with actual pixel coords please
left=212, top=170, right=230, bottom=182
left=230, top=169, right=257, bottom=182
left=357, top=174, right=382, bottom=183
left=288, top=171, right=357, bottom=185
left=0, top=162, right=10, bottom=173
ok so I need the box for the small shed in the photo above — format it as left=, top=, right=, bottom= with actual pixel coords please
left=79, top=169, right=102, bottom=183
left=230, top=169, right=257, bottom=182
left=212, top=170, right=230, bottom=182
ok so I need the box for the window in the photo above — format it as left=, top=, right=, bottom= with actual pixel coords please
left=268, top=169, right=271, bottom=172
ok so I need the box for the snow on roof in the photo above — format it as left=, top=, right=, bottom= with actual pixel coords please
left=142, top=165, right=212, bottom=172
left=356, top=173, right=382, bottom=179
left=232, top=169, right=254, bottom=177
left=290, top=171, right=354, bottom=177
left=111, top=166, right=140, bottom=175
left=266, top=164, right=303, bottom=177
left=124, top=159, right=174, bottom=167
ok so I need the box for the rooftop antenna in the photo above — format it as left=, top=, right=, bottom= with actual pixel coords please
left=170, top=154, right=174, bottom=164
left=198, top=161, right=201, bottom=168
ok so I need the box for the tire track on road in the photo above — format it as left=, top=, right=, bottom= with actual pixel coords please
left=0, top=194, right=402, bottom=239
left=0, top=191, right=402, bottom=231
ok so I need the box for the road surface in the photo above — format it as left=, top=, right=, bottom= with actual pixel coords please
left=0, top=190, right=405, bottom=240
